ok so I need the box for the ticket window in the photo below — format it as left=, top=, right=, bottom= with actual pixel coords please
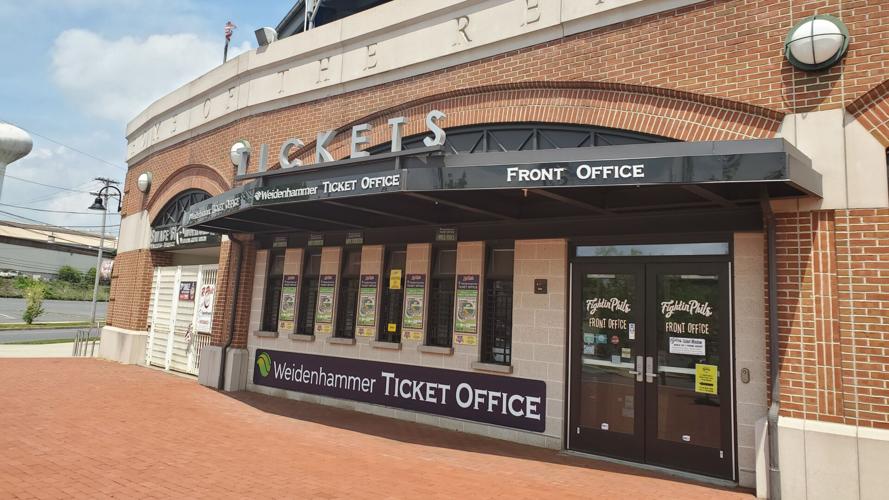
left=297, top=249, right=322, bottom=335
left=334, top=249, right=362, bottom=339
left=480, top=245, right=515, bottom=365
left=378, top=246, right=407, bottom=343
left=261, top=249, right=286, bottom=332
left=427, top=245, right=457, bottom=348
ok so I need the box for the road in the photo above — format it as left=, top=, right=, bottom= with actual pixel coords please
left=0, top=328, right=84, bottom=344
left=0, top=297, right=106, bottom=324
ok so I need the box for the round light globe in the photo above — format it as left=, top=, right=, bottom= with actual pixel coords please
left=230, top=140, right=251, bottom=166
left=137, top=172, right=152, bottom=193
left=785, top=15, right=849, bottom=71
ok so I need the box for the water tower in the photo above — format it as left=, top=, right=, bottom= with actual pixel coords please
left=0, top=123, right=33, bottom=198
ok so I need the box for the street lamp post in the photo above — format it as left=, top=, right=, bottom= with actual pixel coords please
left=87, top=178, right=121, bottom=339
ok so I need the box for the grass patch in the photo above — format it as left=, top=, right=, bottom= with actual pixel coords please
left=0, top=321, right=101, bottom=331
left=3, top=338, right=99, bottom=345
left=0, top=277, right=110, bottom=301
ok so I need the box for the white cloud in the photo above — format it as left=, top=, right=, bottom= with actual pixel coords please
left=51, top=29, right=251, bottom=122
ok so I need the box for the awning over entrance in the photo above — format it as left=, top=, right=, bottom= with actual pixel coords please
left=182, top=139, right=819, bottom=236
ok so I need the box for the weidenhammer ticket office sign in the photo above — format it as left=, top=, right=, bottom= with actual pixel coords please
left=253, top=349, right=547, bottom=432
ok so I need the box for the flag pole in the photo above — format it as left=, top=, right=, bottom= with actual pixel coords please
left=223, top=21, right=237, bottom=63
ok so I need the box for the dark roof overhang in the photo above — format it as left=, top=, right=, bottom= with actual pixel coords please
left=182, top=139, right=819, bottom=236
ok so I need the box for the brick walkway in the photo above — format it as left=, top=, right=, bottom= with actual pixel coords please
left=0, top=359, right=753, bottom=499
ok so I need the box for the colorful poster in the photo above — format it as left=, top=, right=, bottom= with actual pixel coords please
left=316, top=274, right=336, bottom=324
left=389, top=269, right=402, bottom=289
left=178, top=281, right=196, bottom=301
left=454, top=275, right=479, bottom=334
left=278, top=275, right=298, bottom=331
left=695, top=364, right=718, bottom=395
left=357, top=274, right=378, bottom=331
left=403, top=274, right=426, bottom=330
left=196, top=284, right=215, bottom=333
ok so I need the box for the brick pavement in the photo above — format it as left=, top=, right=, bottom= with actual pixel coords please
left=0, top=359, right=753, bottom=499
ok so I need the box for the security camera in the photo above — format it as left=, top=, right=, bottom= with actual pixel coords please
left=255, top=27, right=278, bottom=46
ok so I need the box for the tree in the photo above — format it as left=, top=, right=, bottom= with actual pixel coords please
left=82, top=267, right=97, bottom=286
left=22, top=282, right=45, bottom=324
left=57, top=265, right=81, bottom=284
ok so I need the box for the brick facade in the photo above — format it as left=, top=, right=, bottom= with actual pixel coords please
left=109, top=0, right=889, bottom=435
left=775, top=209, right=889, bottom=429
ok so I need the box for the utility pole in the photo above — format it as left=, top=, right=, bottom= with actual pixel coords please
left=87, top=177, right=121, bottom=339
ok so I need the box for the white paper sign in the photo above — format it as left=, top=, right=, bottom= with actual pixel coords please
left=668, top=337, right=706, bottom=356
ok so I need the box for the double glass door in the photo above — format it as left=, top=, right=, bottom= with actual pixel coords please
left=569, top=261, right=733, bottom=480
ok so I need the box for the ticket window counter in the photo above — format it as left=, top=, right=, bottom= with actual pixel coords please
left=378, top=246, right=406, bottom=343
left=426, top=245, right=457, bottom=348
left=297, top=249, right=322, bottom=335
left=568, top=242, right=734, bottom=480
left=335, top=249, right=362, bottom=339
left=262, top=250, right=286, bottom=332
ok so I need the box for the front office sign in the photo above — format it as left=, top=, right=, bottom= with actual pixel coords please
left=253, top=349, right=547, bottom=432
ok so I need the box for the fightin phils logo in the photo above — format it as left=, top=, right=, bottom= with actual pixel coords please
left=256, top=352, right=272, bottom=377
left=586, top=297, right=631, bottom=315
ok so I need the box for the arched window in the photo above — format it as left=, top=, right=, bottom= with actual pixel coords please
left=153, top=189, right=212, bottom=228
left=368, top=123, right=670, bottom=156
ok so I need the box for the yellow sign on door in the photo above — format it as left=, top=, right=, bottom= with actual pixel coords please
left=695, top=364, right=718, bottom=395
left=389, top=269, right=402, bottom=289
left=387, top=323, right=397, bottom=332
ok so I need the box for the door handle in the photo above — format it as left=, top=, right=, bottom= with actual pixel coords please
left=628, top=355, right=643, bottom=382
left=645, top=356, right=658, bottom=383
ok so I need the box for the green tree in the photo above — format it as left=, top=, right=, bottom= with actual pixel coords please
left=22, top=282, right=46, bottom=324
left=82, top=267, right=97, bottom=286
left=57, top=265, right=81, bottom=284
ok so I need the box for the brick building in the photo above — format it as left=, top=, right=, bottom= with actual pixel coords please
left=100, top=1, right=889, bottom=498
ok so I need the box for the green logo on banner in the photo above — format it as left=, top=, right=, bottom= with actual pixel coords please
left=256, top=352, right=272, bottom=377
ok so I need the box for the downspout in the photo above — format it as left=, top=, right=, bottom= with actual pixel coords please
left=217, top=235, right=244, bottom=391
left=761, top=190, right=781, bottom=499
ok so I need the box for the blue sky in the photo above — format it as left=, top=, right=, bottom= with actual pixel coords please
left=0, top=0, right=294, bottom=231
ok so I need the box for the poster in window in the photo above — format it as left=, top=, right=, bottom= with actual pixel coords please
left=278, top=275, right=299, bottom=332
left=357, top=274, right=378, bottom=335
left=196, top=284, right=215, bottom=333
left=402, top=274, right=426, bottom=330
left=454, top=275, right=479, bottom=345
left=316, top=275, right=336, bottom=325
left=179, top=281, right=196, bottom=301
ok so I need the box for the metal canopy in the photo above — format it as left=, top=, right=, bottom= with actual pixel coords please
left=182, top=139, right=820, bottom=236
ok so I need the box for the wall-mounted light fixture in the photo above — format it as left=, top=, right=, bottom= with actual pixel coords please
left=785, top=14, right=849, bottom=71
left=137, top=171, right=152, bottom=193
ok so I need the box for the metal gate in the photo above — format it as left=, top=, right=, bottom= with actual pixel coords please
left=146, top=264, right=218, bottom=375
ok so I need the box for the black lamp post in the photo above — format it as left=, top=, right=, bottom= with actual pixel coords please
left=87, top=180, right=122, bottom=339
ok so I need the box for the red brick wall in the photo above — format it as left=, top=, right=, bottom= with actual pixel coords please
left=775, top=209, right=889, bottom=429
left=209, top=238, right=256, bottom=349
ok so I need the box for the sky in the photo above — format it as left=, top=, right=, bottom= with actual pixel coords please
left=0, top=0, right=294, bottom=234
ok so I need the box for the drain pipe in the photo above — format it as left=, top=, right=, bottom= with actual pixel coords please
left=761, top=190, right=781, bottom=499
left=217, top=235, right=244, bottom=391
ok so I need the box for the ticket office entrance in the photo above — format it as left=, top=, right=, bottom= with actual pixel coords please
left=568, top=242, right=734, bottom=480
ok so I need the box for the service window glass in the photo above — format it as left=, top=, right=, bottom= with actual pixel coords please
left=297, top=250, right=322, bottom=335
left=334, top=249, right=362, bottom=339
left=427, top=246, right=456, bottom=348
left=261, top=250, right=286, bottom=332
left=378, top=246, right=407, bottom=343
left=481, top=245, right=514, bottom=365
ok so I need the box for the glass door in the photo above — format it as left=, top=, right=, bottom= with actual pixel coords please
left=569, top=260, right=734, bottom=480
left=644, top=262, right=732, bottom=478
left=570, top=263, right=645, bottom=461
